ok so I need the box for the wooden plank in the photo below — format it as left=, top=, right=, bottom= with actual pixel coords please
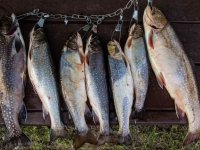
left=0, top=111, right=187, bottom=126
left=1, top=0, right=200, bottom=22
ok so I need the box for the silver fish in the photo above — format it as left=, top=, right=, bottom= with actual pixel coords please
left=107, top=40, right=134, bottom=145
left=143, top=5, right=200, bottom=146
left=124, top=23, right=149, bottom=116
left=85, top=25, right=116, bottom=145
left=60, top=32, right=97, bottom=149
left=28, top=25, right=68, bottom=143
left=0, top=14, right=31, bottom=149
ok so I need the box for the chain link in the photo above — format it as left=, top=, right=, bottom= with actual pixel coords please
left=17, top=0, right=135, bottom=24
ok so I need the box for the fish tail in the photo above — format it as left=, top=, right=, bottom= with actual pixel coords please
left=131, top=109, right=147, bottom=122
left=97, top=132, right=117, bottom=145
left=183, top=131, right=200, bottom=147
left=50, top=127, right=68, bottom=143
left=3, top=132, right=31, bottom=149
left=117, top=134, right=132, bottom=145
left=73, top=130, right=97, bottom=150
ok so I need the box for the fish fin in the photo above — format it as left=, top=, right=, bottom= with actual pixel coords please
left=156, top=72, right=166, bottom=89
left=148, top=30, right=154, bottom=49
left=3, top=132, right=31, bottom=149
left=42, top=105, right=49, bottom=120
left=73, top=130, right=97, bottom=149
left=92, top=110, right=99, bottom=124
left=183, top=131, right=200, bottom=147
left=117, top=134, right=132, bottom=145
left=50, top=127, right=68, bottom=143
left=97, top=132, right=117, bottom=145
left=85, top=51, right=89, bottom=65
left=15, top=35, right=22, bottom=53
left=122, top=53, right=128, bottom=68
left=18, top=102, right=27, bottom=122
left=79, top=50, right=85, bottom=64
left=85, top=105, right=91, bottom=118
left=175, top=103, right=185, bottom=119
left=131, top=109, right=147, bottom=122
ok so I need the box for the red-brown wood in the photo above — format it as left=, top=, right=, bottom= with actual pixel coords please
left=0, top=0, right=200, bottom=125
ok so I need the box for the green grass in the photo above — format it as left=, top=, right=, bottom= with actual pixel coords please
left=0, top=125, right=200, bottom=149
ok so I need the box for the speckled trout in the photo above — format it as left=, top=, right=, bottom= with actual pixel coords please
left=28, top=26, right=68, bottom=143
left=107, top=40, right=134, bottom=145
left=60, top=33, right=97, bottom=149
left=143, top=5, right=200, bottom=146
left=85, top=25, right=116, bottom=145
left=0, top=14, right=31, bottom=149
left=124, top=23, right=149, bottom=115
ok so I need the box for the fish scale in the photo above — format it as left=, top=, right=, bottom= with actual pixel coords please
left=107, top=40, right=134, bottom=145
left=0, top=14, right=31, bottom=149
left=85, top=30, right=116, bottom=145
left=28, top=26, right=68, bottom=143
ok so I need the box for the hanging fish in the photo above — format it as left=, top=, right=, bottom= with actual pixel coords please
left=143, top=5, right=200, bottom=146
left=28, top=25, right=68, bottom=143
left=124, top=23, right=149, bottom=118
left=0, top=14, right=31, bottom=149
left=85, top=25, right=116, bottom=145
left=107, top=40, right=134, bottom=145
left=60, top=32, right=97, bottom=149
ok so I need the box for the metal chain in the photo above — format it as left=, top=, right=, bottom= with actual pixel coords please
left=17, top=0, right=135, bottom=25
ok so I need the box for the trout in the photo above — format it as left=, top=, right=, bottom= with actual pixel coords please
left=124, top=23, right=149, bottom=116
left=28, top=25, right=68, bottom=143
left=60, top=33, right=97, bottom=149
left=107, top=40, right=134, bottom=145
left=143, top=5, right=200, bottom=146
left=0, top=14, right=31, bottom=149
left=85, top=25, right=116, bottom=145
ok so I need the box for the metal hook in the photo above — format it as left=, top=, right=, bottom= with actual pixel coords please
left=111, top=13, right=123, bottom=43
left=148, top=0, right=153, bottom=7
left=128, top=0, right=139, bottom=32
left=64, top=16, right=68, bottom=25
left=36, top=14, right=49, bottom=27
left=73, top=24, right=92, bottom=39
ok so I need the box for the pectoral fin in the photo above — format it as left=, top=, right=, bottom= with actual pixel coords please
left=156, top=72, right=166, bottom=89
left=148, top=30, right=154, bottom=49
left=175, top=102, right=185, bottom=119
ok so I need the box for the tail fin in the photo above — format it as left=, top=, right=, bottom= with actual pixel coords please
left=3, top=132, right=31, bottom=149
left=50, top=127, right=68, bottom=143
left=117, top=134, right=132, bottom=145
left=73, top=130, right=97, bottom=150
left=131, top=109, right=147, bottom=122
left=183, top=131, right=200, bottom=147
left=97, top=132, right=117, bottom=145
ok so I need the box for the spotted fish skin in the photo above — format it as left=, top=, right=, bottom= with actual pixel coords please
left=28, top=26, right=68, bottom=143
left=60, top=33, right=97, bottom=149
left=124, top=23, right=149, bottom=113
left=85, top=26, right=116, bottom=145
left=0, top=14, right=31, bottom=149
left=107, top=40, right=134, bottom=145
left=143, top=5, right=200, bottom=146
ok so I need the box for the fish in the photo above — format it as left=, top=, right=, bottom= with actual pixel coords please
left=0, top=14, right=31, bottom=149
left=28, top=25, right=68, bottom=143
left=124, top=23, right=149, bottom=118
left=107, top=40, right=134, bottom=145
left=60, top=32, right=97, bottom=149
left=143, top=5, right=200, bottom=146
left=85, top=25, right=116, bottom=145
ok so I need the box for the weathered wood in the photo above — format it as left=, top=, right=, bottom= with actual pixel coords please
left=0, top=111, right=187, bottom=126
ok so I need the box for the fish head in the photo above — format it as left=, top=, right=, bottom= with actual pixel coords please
left=86, top=33, right=101, bottom=54
left=129, top=23, right=143, bottom=39
left=107, top=40, right=123, bottom=60
left=0, top=14, right=18, bottom=35
left=30, top=27, right=46, bottom=47
left=143, top=5, right=167, bottom=32
left=67, top=33, right=81, bottom=50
